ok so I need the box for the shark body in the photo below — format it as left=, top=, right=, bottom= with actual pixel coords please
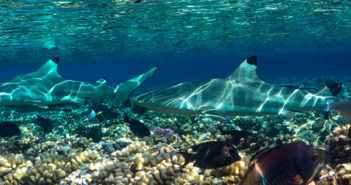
left=0, top=57, right=158, bottom=108
left=134, top=56, right=332, bottom=116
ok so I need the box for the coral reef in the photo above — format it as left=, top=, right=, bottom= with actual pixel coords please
left=211, top=153, right=250, bottom=184
left=326, top=124, right=351, bottom=166
left=0, top=154, right=32, bottom=185
left=27, top=149, right=100, bottom=184
left=336, top=163, right=351, bottom=185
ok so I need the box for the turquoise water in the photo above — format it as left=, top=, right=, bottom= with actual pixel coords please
left=1, top=0, right=351, bottom=88
left=1, top=0, right=351, bottom=60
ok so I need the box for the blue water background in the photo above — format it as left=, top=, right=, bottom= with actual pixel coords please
left=0, top=45, right=350, bottom=93
left=1, top=0, right=351, bottom=91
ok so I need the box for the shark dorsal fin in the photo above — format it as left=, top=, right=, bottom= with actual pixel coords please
left=35, top=57, right=61, bottom=78
left=227, top=56, right=260, bottom=82
left=96, top=77, right=107, bottom=85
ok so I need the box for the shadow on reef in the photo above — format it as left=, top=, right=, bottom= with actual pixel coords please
left=76, top=124, right=103, bottom=143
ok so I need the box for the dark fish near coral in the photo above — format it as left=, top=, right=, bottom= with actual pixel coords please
left=179, top=141, right=241, bottom=169
left=37, top=115, right=54, bottom=133
left=124, top=113, right=150, bottom=138
left=347, top=127, right=351, bottom=138
left=240, top=142, right=330, bottom=185
left=0, top=121, right=21, bottom=138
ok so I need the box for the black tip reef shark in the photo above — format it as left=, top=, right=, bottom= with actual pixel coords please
left=134, top=56, right=351, bottom=120
left=0, top=57, right=158, bottom=108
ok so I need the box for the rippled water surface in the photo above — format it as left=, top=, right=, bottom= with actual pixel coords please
left=1, top=0, right=351, bottom=61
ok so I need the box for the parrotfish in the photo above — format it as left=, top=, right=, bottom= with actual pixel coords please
left=134, top=56, right=350, bottom=120
left=0, top=57, right=158, bottom=109
left=240, top=142, right=330, bottom=185
left=179, top=141, right=241, bottom=169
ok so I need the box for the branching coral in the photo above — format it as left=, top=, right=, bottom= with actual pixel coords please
left=0, top=154, right=32, bottom=185
left=211, top=153, right=249, bottom=184
left=27, top=149, right=99, bottom=184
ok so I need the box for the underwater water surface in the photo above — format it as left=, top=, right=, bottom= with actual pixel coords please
left=0, top=0, right=351, bottom=85
left=0, top=0, right=351, bottom=185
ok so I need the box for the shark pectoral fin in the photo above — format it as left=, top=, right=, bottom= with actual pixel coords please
left=24, top=99, right=48, bottom=109
left=202, top=109, right=231, bottom=123
left=71, top=98, right=85, bottom=104
left=279, top=110, right=296, bottom=120
left=114, top=66, right=159, bottom=102
left=32, top=104, right=49, bottom=109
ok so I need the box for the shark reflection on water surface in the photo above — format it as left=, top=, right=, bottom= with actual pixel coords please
left=134, top=56, right=351, bottom=119
left=0, top=57, right=158, bottom=109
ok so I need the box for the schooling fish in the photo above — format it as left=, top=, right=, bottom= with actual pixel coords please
left=0, top=121, right=21, bottom=138
left=179, top=141, right=241, bottom=169
left=240, top=142, right=330, bottom=185
left=124, top=113, right=150, bottom=138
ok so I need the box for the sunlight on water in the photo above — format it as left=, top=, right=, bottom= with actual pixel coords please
left=0, top=0, right=351, bottom=60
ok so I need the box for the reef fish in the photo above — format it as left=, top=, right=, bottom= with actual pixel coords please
left=0, top=121, right=21, bottom=138
left=134, top=56, right=350, bottom=120
left=240, top=142, right=330, bottom=185
left=0, top=57, right=158, bottom=108
left=179, top=141, right=241, bottom=169
left=124, top=113, right=151, bottom=138
left=36, top=115, right=54, bottom=134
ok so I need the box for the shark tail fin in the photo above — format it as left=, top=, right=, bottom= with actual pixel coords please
left=326, top=81, right=342, bottom=96
left=327, top=99, right=351, bottom=121
left=315, top=81, right=342, bottom=97
left=114, top=66, right=159, bottom=103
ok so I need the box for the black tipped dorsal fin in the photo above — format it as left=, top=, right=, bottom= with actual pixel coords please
left=228, top=56, right=260, bottom=81
left=96, top=77, right=107, bottom=84
left=35, top=58, right=61, bottom=78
